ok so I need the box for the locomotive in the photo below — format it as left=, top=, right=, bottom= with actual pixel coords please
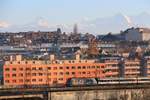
left=66, top=78, right=97, bottom=87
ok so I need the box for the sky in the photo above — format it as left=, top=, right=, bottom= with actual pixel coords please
left=0, top=0, right=150, bottom=34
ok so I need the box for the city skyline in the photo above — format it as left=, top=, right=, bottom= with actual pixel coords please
left=0, top=0, right=150, bottom=34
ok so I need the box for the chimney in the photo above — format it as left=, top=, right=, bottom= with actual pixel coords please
left=16, top=55, right=22, bottom=61
left=76, top=54, right=80, bottom=60
left=50, top=54, right=55, bottom=61
left=10, top=55, right=13, bottom=61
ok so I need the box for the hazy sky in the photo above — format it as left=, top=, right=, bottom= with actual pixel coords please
left=0, top=0, right=150, bottom=33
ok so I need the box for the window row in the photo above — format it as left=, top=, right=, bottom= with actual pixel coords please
left=48, top=66, right=102, bottom=70
left=5, top=78, right=64, bottom=83
left=9, top=60, right=89, bottom=65
left=5, top=65, right=103, bottom=72
left=5, top=71, right=101, bottom=78
left=5, top=78, right=44, bottom=83
left=5, top=73, right=46, bottom=77
left=10, top=61, right=35, bottom=64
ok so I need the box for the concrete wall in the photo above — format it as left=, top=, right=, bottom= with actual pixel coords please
left=49, top=89, right=150, bottom=100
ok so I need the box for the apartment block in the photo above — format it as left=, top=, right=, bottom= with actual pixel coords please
left=3, top=54, right=105, bottom=86
left=124, top=60, right=141, bottom=78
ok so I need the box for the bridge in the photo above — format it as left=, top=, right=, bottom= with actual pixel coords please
left=0, top=84, right=150, bottom=100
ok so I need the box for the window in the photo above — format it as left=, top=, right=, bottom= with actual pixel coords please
left=12, top=74, right=16, bottom=77
left=72, top=66, right=75, bottom=69
left=59, top=78, right=63, bottom=81
left=39, top=79, right=43, bottom=82
left=12, top=68, right=16, bottom=71
left=12, top=80, right=16, bottom=83
left=82, top=72, right=86, bottom=74
left=25, top=79, right=30, bottom=82
left=78, top=66, right=81, bottom=69
left=32, top=79, right=36, bottom=82
left=66, top=66, right=69, bottom=69
left=5, top=74, right=10, bottom=77
left=112, top=64, right=117, bottom=67
left=66, top=72, right=69, bottom=75
left=25, top=61, right=28, bottom=64
left=39, top=73, right=43, bottom=76
left=39, top=67, right=43, bottom=70
left=59, top=72, right=63, bottom=75
left=112, top=69, right=117, bottom=72
left=26, top=73, right=30, bottom=76
left=19, top=79, right=23, bottom=82
left=72, top=72, right=75, bottom=75
left=87, top=66, right=90, bottom=69
left=32, top=73, right=36, bottom=76
left=26, top=68, right=30, bottom=71
left=19, top=68, right=23, bottom=71
left=48, top=67, right=51, bottom=70
left=59, top=67, right=63, bottom=69
left=69, top=61, right=71, bottom=63
left=82, top=66, right=86, bottom=69
left=101, top=66, right=104, bottom=68
left=18, top=61, right=20, bottom=64
left=32, top=67, right=36, bottom=70
left=53, top=67, right=57, bottom=70
left=92, top=66, right=95, bottom=68
left=5, top=80, right=9, bottom=83
left=48, top=73, right=51, bottom=75
left=19, top=73, right=23, bottom=77
left=97, top=66, right=100, bottom=68
left=5, top=68, right=10, bottom=71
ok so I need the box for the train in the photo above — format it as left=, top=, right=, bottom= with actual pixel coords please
left=66, top=78, right=97, bottom=87
left=66, top=77, right=150, bottom=87
left=1, top=77, right=150, bottom=89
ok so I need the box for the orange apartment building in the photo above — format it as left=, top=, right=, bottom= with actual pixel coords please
left=143, top=57, right=150, bottom=77
left=124, top=59, right=141, bottom=78
left=105, top=60, right=120, bottom=78
left=102, top=57, right=142, bottom=78
left=146, top=59, right=150, bottom=77
left=3, top=54, right=105, bottom=86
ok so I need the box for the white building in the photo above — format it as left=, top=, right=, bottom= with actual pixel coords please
left=125, top=27, right=150, bottom=41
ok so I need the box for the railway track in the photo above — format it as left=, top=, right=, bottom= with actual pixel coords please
left=0, top=83, right=150, bottom=94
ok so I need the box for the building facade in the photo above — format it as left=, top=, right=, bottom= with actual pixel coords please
left=100, top=56, right=143, bottom=78
left=3, top=54, right=105, bottom=86
left=124, top=60, right=141, bottom=78
left=105, top=60, right=120, bottom=78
